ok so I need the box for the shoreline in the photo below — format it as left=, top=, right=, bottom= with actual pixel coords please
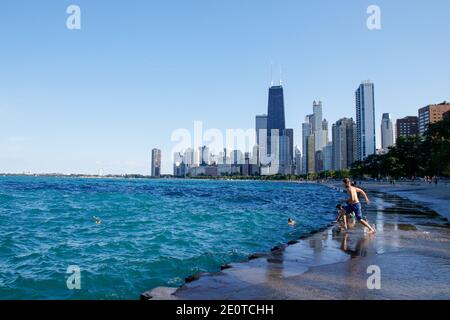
left=142, top=186, right=450, bottom=300
left=357, top=182, right=450, bottom=221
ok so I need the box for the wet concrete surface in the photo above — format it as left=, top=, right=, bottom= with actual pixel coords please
left=143, top=191, right=450, bottom=300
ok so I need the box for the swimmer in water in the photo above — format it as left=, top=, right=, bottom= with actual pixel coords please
left=288, top=218, right=296, bottom=226
left=93, top=216, right=102, bottom=225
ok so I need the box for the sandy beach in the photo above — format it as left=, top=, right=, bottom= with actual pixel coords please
left=142, top=184, right=450, bottom=300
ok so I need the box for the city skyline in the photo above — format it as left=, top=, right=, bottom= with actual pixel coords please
left=1, top=1, right=450, bottom=174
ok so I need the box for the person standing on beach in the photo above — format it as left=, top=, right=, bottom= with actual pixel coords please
left=343, top=178, right=376, bottom=234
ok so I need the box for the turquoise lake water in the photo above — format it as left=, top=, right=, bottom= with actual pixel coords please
left=0, top=176, right=341, bottom=299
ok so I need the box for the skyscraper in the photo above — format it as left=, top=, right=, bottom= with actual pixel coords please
left=332, top=118, right=357, bottom=170
left=312, top=101, right=323, bottom=133
left=355, top=81, right=376, bottom=161
left=381, top=113, right=394, bottom=151
left=265, top=84, right=293, bottom=174
left=312, top=101, right=327, bottom=152
left=266, top=85, right=286, bottom=156
left=322, top=119, right=329, bottom=131
left=151, top=148, right=161, bottom=177
left=418, top=101, right=450, bottom=134
left=396, top=116, right=418, bottom=139
left=323, top=143, right=333, bottom=171
left=307, top=134, right=315, bottom=174
left=285, top=128, right=294, bottom=166
left=184, top=148, right=195, bottom=167
left=199, top=146, right=210, bottom=166
left=255, top=114, right=268, bottom=146
left=302, top=115, right=313, bottom=174
left=255, top=114, right=267, bottom=166
left=294, top=147, right=302, bottom=175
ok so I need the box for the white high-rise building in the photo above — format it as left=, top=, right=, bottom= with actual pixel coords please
left=313, top=101, right=323, bottom=133
left=302, top=115, right=313, bottom=174
left=381, top=113, right=394, bottom=151
left=356, top=81, right=376, bottom=161
left=312, top=101, right=328, bottom=152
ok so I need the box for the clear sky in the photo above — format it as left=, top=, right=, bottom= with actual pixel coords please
left=0, top=0, right=449, bottom=174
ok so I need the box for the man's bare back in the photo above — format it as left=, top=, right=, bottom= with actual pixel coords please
left=347, top=185, right=370, bottom=205
left=342, top=178, right=376, bottom=234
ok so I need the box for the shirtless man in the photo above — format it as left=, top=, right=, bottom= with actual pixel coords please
left=343, top=178, right=376, bottom=234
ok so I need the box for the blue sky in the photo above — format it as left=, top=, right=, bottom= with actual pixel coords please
left=0, top=0, right=449, bottom=174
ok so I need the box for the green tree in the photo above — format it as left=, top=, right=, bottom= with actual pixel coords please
left=421, top=117, right=450, bottom=176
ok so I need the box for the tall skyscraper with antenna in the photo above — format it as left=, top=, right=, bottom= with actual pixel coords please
left=264, top=66, right=293, bottom=174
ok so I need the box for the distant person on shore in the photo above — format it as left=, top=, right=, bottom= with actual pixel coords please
left=334, top=204, right=355, bottom=230
left=343, top=178, right=376, bottom=234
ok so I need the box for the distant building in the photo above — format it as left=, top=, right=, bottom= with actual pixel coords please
left=184, top=148, right=195, bottom=167
left=312, top=101, right=327, bottom=152
left=173, top=152, right=183, bottom=177
left=231, top=150, right=243, bottom=165
left=396, top=116, right=418, bottom=139
left=199, top=146, right=210, bottom=166
left=302, top=116, right=313, bottom=174
left=255, top=115, right=268, bottom=145
left=241, top=152, right=251, bottom=176
left=264, top=84, right=293, bottom=175
left=312, top=101, right=323, bottom=133
left=255, top=114, right=268, bottom=166
left=418, top=101, right=450, bottom=134
left=332, top=118, right=357, bottom=171
left=266, top=85, right=286, bottom=157
left=216, top=164, right=231, bottom=176
left=315, top=150, right=323, bottom=173
left=322, top=119, right=329, bottom=131
left=307, top=134, right=315, bottom=174
left=278, top=135, right=292, bottom=174
left=355, top=81, right=376, bottom=161
left=381, top=113, right=394, bottom=151
left=151, top=148, right=161, bottom=177
left=285, top=128, right=294, bottom=166
left=294, top=147, right=302, bottom=175
left=323, top=143, right=333, bottom=172
left=190, top=166, right=218, bottom=177
left=444, top=110, right=450, bottom=120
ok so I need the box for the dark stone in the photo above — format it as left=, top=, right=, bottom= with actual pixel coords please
left=287, top=240, right=298, bottom=245
left=249, top=253, right=266, bottom=260
left=140, top=291, right=152, bottom=300
left=220, top=264, right=232, bottom=270
left=185, top=273, right=200, bottom=283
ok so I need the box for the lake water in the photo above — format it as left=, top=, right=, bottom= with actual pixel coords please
left=0, top=176, right=341, bottom=299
